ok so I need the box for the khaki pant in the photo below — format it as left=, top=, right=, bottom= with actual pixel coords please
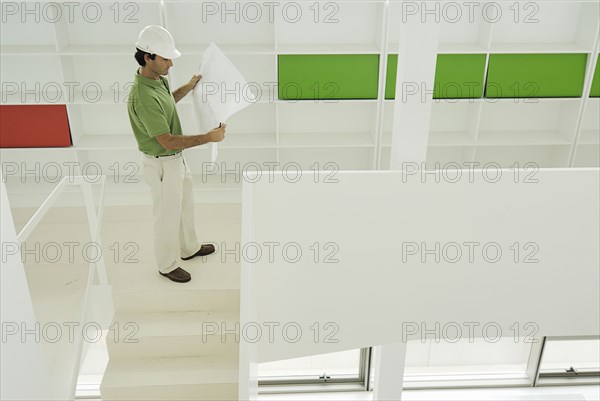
left=142, top=152, right=200, bottom=274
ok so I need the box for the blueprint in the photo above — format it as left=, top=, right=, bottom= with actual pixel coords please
left=192, top=42, right=256, bottom=162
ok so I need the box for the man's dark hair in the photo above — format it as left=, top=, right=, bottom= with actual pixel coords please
left=134, top=48, right=156, bottom=66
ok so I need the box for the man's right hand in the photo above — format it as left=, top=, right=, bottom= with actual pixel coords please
left=208, top=123, right=226, bottom=142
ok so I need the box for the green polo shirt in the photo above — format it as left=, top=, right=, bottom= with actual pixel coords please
left=128, top=68, right=183, bottom=156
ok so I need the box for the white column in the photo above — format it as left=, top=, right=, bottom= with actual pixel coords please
left=390, top=4, right=440, bottom=168
left=384, top=3, right=440, bottom=398
left=238, top=180, right=259, bottom=401
left=373, top=343, right=408, bottom=401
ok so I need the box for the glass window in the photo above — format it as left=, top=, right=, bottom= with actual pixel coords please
left=539, top=338, right=600, bottom=374
left=369, top=339, right=535, bottom=388
left=258, top=349, right=362, bottom=382
left=404, top=338, right=532, bottom=377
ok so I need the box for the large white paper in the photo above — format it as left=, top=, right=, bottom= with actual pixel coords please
left=192, top=42, right=255, bottom=162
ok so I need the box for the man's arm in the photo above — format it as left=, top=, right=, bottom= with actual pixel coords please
left=155, top=124, right=226, bottom=151
left=173, top=74, right=202, bottom=103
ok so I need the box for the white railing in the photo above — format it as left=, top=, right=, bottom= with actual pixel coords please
left=14, top=175, right=112, bottom=401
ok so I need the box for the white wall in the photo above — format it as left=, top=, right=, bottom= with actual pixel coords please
left=240, top=168, right=600, bottom=363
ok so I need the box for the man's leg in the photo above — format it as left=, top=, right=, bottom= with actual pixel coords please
left=179, top=155, right=201, bottom=258
left=143, top=154, right=185, bottom=274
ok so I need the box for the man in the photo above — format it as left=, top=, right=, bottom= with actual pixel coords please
left=128, top=25, right=226, bottom=283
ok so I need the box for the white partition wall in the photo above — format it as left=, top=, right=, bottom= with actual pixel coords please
left=239, top=168, right=600, bottom=398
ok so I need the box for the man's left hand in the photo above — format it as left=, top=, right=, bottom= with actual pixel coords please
left=188, top=74, right=202, bottom=90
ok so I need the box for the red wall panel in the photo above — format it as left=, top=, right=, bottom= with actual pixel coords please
left=0, top=105, right=72, bottom=148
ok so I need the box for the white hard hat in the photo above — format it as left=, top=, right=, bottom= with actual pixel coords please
left=135, top=25, right=181, bottom=59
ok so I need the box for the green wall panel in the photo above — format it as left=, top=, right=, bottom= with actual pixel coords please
left=278, top=54, right=379, bottom=100
left=486, top=54, right=588, bottom=98
left=385, top=54, right=397, bottom=99
left=590, top=56, right=600, bottom=97
left=385, top=54, right=486, bottom=99
left=434, top=54, right=486, bottom=98
left=279, top=53, right=589, bottom=100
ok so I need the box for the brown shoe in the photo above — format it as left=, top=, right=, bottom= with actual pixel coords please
left=181, top=244, right=216, bottom=260
left=159, top=267, right=191, bottom=283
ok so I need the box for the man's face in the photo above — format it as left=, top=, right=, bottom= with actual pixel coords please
left=146, top=54, right=173, bottom=76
